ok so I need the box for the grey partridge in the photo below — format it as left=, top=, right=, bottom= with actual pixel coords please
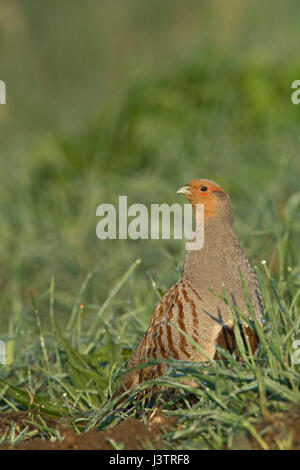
left=123, top=179, right=264, bottom=390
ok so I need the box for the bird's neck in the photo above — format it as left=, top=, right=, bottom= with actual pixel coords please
left=182, top=213, right=236, bottom=285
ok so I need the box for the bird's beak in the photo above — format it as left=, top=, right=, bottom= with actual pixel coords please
left=176, top=185, right=191, bottom=195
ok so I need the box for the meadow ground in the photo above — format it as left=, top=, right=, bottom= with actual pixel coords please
left=0, top=1, right=300, bottom=449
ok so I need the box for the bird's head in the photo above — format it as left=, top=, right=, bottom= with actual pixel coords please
left=177, top=179, right=233, bottom=222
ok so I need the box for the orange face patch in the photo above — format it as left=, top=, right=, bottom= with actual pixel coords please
left=182, top=179, right=227, bottom=220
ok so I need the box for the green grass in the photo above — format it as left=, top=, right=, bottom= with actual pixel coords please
left=0, top=0, right=300, bottom=450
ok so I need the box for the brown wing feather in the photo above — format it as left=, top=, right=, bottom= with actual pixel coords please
left=123, top=283, right=179, bottom=388
left=123, top=280, right=204, bottom=388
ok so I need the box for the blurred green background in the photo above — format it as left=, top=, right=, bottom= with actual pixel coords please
left=0, top=0, right=299, bottom=340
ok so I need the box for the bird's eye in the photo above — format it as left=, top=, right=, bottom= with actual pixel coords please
left=200, top=186, right=208, bottom=192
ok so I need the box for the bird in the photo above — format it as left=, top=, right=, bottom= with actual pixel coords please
left=123, top=179, right=264, bottom=391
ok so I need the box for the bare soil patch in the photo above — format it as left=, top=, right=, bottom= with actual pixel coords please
left=1, top=406, right=300, bottom=450
left=0, top=409, right=177, bottom=450
left=250, top=406, right=300, bottom=450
